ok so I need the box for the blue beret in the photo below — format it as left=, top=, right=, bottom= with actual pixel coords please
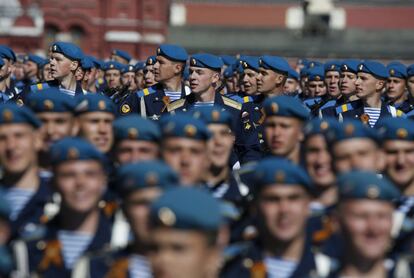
left=223, top=66, right=234, bottom=78
left=112, top=49, right=132, bottom=62
left=259, top=55, right=290, bottom=74
left=26, top=88, right=75, bottom=113
left=160, top=113, right=211, bottom=140
left=0, top=45, right=16, bottom=62
left=263, top=95, right=309, bottom=120
left=80, top=56, right=94, bottom=70
left=74, top=94, right=116, bottom=115
left=151, top=187, right=222, bottom=231
left=407, top=64, right=414, bottom=77
left=340, top=59, right=360, bottom=74
left=324, top=60, right=341, bottom=73
left=220, top=55, right=237, bottom=66
left=387, top=62, right=407, bottom=79
left=156, top=44, right=188, bottom=62
left=0, top=103, right=41, bottom=128
left=121, top=64, right=136, bottom=74
left=191, top=106, right=233, bottom=128
left=134, top=61, right=145, bottom=71
left=358, top=60, right=388, bottom=79
left=325, top=120, right=380, bottom=145
left=304, top=118, right=336, bottom=137
left=300, top=67, right=308, bottom=77
left=378, top=117, right=414, bottom=141
left=189, top=53, right=223, bottom=71
left=103, top=61, right=123, bottom=71
left=146, top=56, right=157, bottom=66
left=240, top=56, right=259, bottom=72
left=307, top=66, right=325, bottom=81
left=337, top=170, right=400, bottom=202
left=86, top=56, right=103, bottom=69
left=297, top=58, right=309, bottom=66
left=113, top=115, right=161, bottom=142
left=50, top=137, right=106, bottom=165
left=287, top=68, right=299, bottom=80
left=307, top=60, right=323, bottom=69
left=51, top=41, right=84, bottom=61
left=116, top=160, right=178, bottom=196
left=25, top=54, right=45, bottom=66
left=252, top=157, right=312, bottom=194
left=0, top=190, right=10, bottom=220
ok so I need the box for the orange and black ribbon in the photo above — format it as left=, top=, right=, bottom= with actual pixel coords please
left=105, top=257, right=129, bottom=278
left=38, top=240, right=63, bottom=271
left=161, top=96, right=170, bottom=113
left=250, top=261, right=266, bottom=278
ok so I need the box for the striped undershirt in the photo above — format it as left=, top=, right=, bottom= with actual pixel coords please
left=5, top=188, right=35, bottom=221
left=193, top=101, right=214, bottom=108
left=129, top=254, right=152, bottom=278
left=363, top=107, right=381, bottom=127
left=264, top=256, right=298, bottom=278
left=58, top=230, right=93, bottom=269
left=60, top=88, right=76, bottom=97
left=164, top=90, right=181, bottom=102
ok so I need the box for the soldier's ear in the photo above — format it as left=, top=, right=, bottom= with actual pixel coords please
left=274, top=73, right=284, bottom=85
left=376, top=79, right=385, bottom=91
left=211, top=71, right=220, bottom=85
left=173, top=62, right=184, bottom=75
left=70, top=60, right=79, bottom=71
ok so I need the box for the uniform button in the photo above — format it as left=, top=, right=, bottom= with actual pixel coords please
left=37, top=240, right=46, bottom=250
left=243, top=258, right=254, bottom=268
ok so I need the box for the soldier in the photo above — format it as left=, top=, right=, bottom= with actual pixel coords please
left=256, top=55, right=290, bottom=97
left=221, top=158, right=319, bottom=278
left=72, top=160, right=179, bottom=277
left=405, top=64, right=414, bottom=119
left=12, top=137, right=113, bottom=277
left=284, top=68, right=300, bottom=96
left=102, top=61, right=123, bottom=98
left=303, top=66, right=329, bottom=117
left=386, top=62, right=413, bottom=113
left=262, top=96, right=309, bottom=164
left=26, top=88, right=76, bottom=173
left=319, top=170, right=402, bottom=277
left=48, top=42, right=84, bottom=96
left=143, top=56, right=157, bottom=88
left=112, top=115, right=161, bottom=165
left=240, top=56, right=260, bottom=98
left=74, top=94, right=116, bottom=154
left=134, top=61, right=146, bottom=90
left=78, top=56, right=95, bottom=94
left=0, top=104, right=53, bottom=239
left=119, top=45, right=188, bottom=119
left=23, top=54, right=44, bottom=85
left=159, top=113, right=210, bottom=186
left=110, top=49, right=131, bottom=65
left=324, top=60, right=341, bottom=99
left=303, top=119, right=337, bottom=212
left=339, top=60, right=403, bottom=127
left=149, top=187, right=224, bottom=278
left=325, top=120, right=385, bottom=174
left=120, top=64, right=138, bottom=97
left=0, top=45, right=19, bottom=101
left=320, top=59, right=360, bottom=119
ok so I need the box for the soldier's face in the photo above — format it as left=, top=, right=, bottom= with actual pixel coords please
left=283, top=78, right=299, bottom=95
left=355, top=73, right=384, bottom=99
left=162, top=138, right=209, bottom=186
left=325, top=71, right=340, bottom=97
left=383, top=140, right=414, bottom=193
left=37, top=112, right=76, bottom=152
left=307, top=81, right=326, bottom=97
left=150, top=228, right=219, bottom=278
left=124, top=187, right=161, bottom=243
left=207, top=124, right=234, bottom=169
left=0, top=58, right=11, bottom=79
left=42, top=63, right=53, bottom=81
left=332, top=138, right=385, bottom=174
left=144, top=65, right=156, bottom=87
left=23, top=61, right=38, bottom=79
left=304, top=135, right=335, bottom=188
left=257, top=68, right=282, bottom=94
left=189, top=67, right=219, bottom=94
left=338, top=200, right=393, bottom=261
left=340, top=72, right=357, bottom=95
left=386, top=77, right=406, bottom=102
left=115, top=140, right=159, bottom=165
left=264, top=116, right=304, bottom=159
left=122, top=72, right=137, bottom=91
left=257, top=185, right=310, bottom=242
left=54, top=160, right=106, bottom=214
left=242, top=69, right=259, bottom=95
left=49, top=53, right=74, bottom=80
left=407, top=76, right=414, bottom=97
left=154, top=56, right=181, bottom=83
left=76, top=112, right=115, bottom=153
left=0, top=124, right=41, bottom=175
left=135, top=69, right=145, bottom=90
left=104, top=69, right=121, bottom=89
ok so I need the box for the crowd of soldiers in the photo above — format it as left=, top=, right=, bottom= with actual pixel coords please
left=0, top=41, right=413, bottom=277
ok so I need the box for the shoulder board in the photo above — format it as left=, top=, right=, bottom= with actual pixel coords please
left=335, top=102, right=354, bottom=114
left=30, top=82, right=50, bottom=93
left=321, top=99, right=336, bottom=109
left=167, top=99, right=186, bottom=112
left=222, top=96, right=242, bottom=110
left=303, top=97, right=321, bottom=106
left=136, top=86, right=156, bottom=97
left=397, top=109, right=406, bottom=118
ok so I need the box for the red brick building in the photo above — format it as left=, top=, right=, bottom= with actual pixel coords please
left=0, top=0, right=169, bottom=60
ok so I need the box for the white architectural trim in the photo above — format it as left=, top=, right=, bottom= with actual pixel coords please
left=105, top=31, right=142, bottom=43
